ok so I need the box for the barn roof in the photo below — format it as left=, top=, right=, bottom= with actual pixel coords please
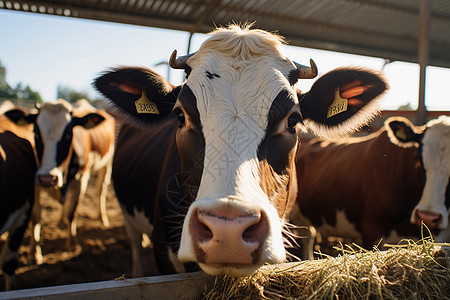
left=1, top=0, right=450, bottom=68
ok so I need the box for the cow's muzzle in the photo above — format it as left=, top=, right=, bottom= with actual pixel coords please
left=415, top=210, right=443, bottom=229
left=190, top=207, right=269, bottom=267
left=37, top=174, right=58, bottom=187
left=178, top=198, right=286, bottom=276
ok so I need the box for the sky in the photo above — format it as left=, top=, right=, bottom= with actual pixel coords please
left=1, top=9, right=450, bottom=111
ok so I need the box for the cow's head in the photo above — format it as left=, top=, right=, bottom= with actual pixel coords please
left=94, top=25, right=387, bottom=276
left=387, top=115, right=450, bottom=231
left=6, top=99, right=105, bottom=188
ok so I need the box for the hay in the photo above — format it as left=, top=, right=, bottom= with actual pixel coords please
left=202, top=240, right=450, bottom=300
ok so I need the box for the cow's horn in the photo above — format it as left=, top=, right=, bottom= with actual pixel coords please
left=294, top=59, right=318, bottom=79
left=169, top=50, right=195, bottom=69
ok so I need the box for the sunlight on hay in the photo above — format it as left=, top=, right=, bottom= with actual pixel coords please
left=202, top=239, right=450, bottom=300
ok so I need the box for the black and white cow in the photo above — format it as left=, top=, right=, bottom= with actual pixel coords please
left=94, top=25, right=388, bottom=277
left=9, top=99, right=115, bottom=263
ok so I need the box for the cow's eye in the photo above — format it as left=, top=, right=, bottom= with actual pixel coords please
left=287, top=114, right=301, bottom=133
left=177, top=111, right=186, bottom=127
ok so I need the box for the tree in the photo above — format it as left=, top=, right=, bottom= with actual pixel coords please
left=0, top=59, right=42, bottom=102
left=397, top=103, right=413, bottom=110
left=13, top=82, right=42, bottom=102
left=56, top=84, right=93, bottom=103
left=0, top=60, right=14, bottom=98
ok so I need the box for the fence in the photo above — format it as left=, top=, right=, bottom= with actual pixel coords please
left=0, top=272, right=215, bottom=300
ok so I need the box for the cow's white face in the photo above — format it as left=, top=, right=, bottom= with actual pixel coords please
left=411, top=116, right=450, bottom=230
left=177, top=35, right=299, bottom=275
left=93, top=24, right=388, bottom=277
left=33, top=99, right=105, bottom=188
left=35, top=100, right=74, bottom=188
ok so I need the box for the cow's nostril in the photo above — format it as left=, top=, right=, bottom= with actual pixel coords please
left=416, top=210, right=443, bottom=229
left=242, top=213, right=268, bottom=243
left=193, top=210, right=213, bottom=242
left=433, top=215, right=442, bottom=225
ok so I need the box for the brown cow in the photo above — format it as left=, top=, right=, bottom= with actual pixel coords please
left=95, top=24, right=388, bottom=277
left=291, top=116, right=450, bottom=259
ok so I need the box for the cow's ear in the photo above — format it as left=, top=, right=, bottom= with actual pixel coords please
left=4, top=109, right=37, bottom=126
left=73, top=113, right=105, bottom=129
left=385, top=117, right=424, bottom=148
left=93, top=67, right=180, bottom=126
left=299, top=68, right=388, bottom=138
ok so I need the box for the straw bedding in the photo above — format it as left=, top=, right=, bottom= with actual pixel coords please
left=202, top=240, right=450, bottom=299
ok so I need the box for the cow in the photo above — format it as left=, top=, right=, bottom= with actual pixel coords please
left=8, top=99, right=115, bottom=263
left=0, top=109, right=37, bottom=290
left=291, top=115, right=450, bottom=260
left=94, top=24, right=388, bottom=277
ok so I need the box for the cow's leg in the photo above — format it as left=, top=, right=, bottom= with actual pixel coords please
left=295, top=226, right=315, bottom=260
left=1, top=201, right=32, bottom=290
left=361, top=217, right=385, bottom=250
left=1, top=235, right=17, bottom=291
left=288, top=203, right=316, bottom=260
left=94, top=164, right=112, bottom=227
left=28, top=186, right=43, bottom=265
left=290, top=226, right=317, bottom=260
left=61, top=172, right=89, bottom=250
left=124, top=224, right=143, bottom=277
left=152, top=231, right=185, bottom=275
left=120, top=206, right=161, bottom=277
left=121, top=212, right=145, bottom=277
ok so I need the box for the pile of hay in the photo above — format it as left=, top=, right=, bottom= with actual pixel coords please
left=202, top=240, right=450, bottom=299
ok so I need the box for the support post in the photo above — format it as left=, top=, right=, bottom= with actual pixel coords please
left=187, top=32, right=194, bottom=54
left=417, top=0, right=430, bottom=125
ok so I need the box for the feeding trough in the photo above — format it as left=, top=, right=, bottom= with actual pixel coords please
left=0, top=240, right=448, bottom=299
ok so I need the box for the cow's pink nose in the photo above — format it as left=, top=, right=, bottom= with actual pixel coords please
left=37, top=174, right=58, bottom=186
left=416, top=210, right=442, bottom=229
left=191, top=207, right=269, bottom=266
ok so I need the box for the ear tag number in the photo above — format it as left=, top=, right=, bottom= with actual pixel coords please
left=135, top=91, right=160, bottom=114
left=327, top=87, right=348, bottom=118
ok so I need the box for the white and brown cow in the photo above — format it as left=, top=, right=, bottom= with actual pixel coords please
left=291, top=116, right=450, bottom=260
left=10, top=99, right=115, bottom=262
left=0, top=109, right=37, bottom=290
left=94, top=25, right=388, bottom=277
left=404, top=116, right=450, bottom=240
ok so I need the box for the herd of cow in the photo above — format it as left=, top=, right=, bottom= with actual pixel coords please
left=0, top=25, right=449, bottom=291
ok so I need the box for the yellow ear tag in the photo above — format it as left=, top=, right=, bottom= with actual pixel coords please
left=135, top=91, right=160, bottom=114
left=16, top=118, right=29, bottom=126
left=84, top=119, right=95, bottom=129
left=396, top=128, right=407, bottom=140
left=327, top=87, right=348, bottom=118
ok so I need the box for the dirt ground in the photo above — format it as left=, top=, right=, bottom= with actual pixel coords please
left=0, top=179, right=157, bottom=291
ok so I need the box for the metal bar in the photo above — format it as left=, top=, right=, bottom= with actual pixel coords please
left=189, top=0, right=220, bottom=34
left=0, top=272, right=215, bottom=300
left=417, top=0, right=430, bottom=125
left=187, top=31, right=193, bottom=54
